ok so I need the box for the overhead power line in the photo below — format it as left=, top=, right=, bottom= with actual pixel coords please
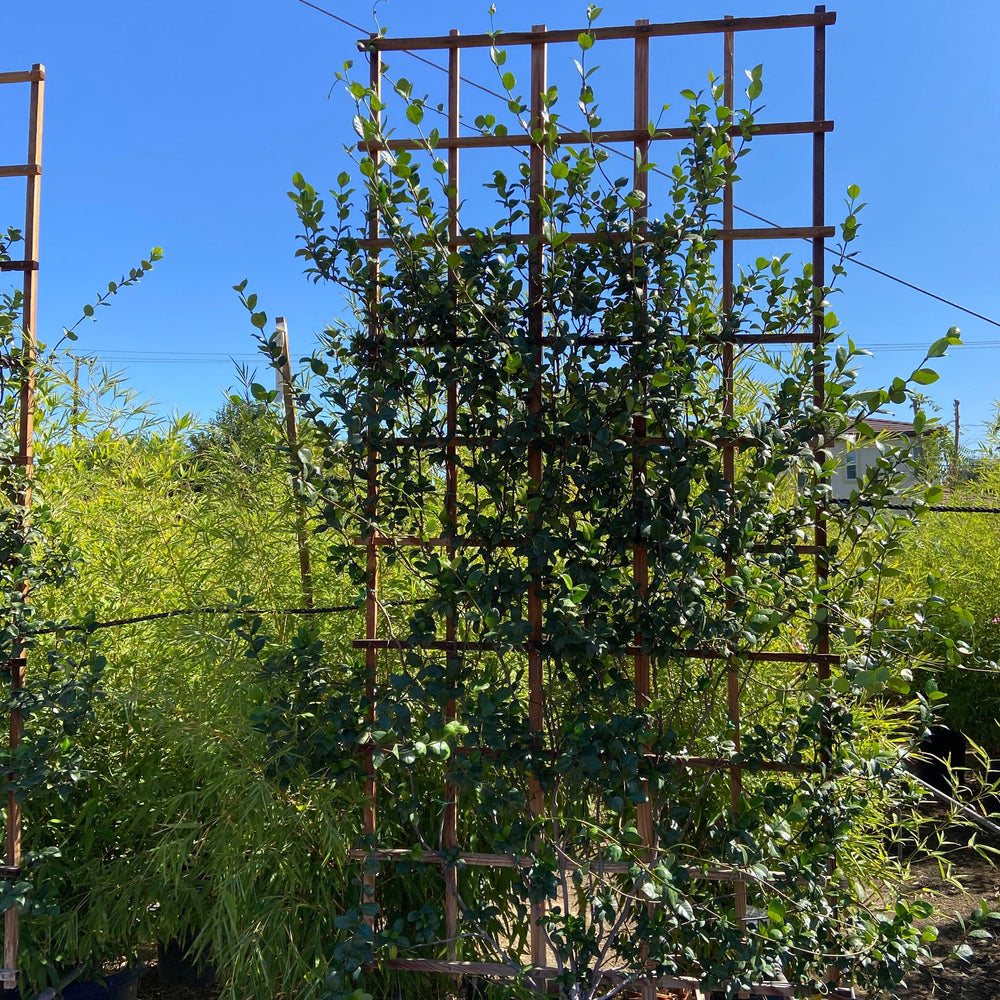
left=293, top=0, right=1000, bottom=335
left=732, top=204, right=1000, bottom=331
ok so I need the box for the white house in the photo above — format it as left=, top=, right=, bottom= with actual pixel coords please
left=830, top=417, right=918, bottom=500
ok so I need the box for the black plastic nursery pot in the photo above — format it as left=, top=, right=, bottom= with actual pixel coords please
left=1, top=967, right=145, bottom=1000
left=156, top=936, right=217, bottom=989
left=61, top=968, right=145, bottom=1000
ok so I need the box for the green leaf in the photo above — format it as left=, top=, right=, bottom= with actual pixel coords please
left=910, top=368, right=939, bottom=385
left=578, top=32, right=594, bottom=50
left=551, top=161, right=569, bottom=180
left=847, top=183, right=861, bottom=199
left=501, top=71, right=516, bottom=91
left=406, top=103, right=424, bottom=125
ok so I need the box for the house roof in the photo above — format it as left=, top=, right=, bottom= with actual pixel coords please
left=865, top=418, right=916, bottom=436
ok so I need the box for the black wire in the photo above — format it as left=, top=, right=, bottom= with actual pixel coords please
left=38, top=497, right=1000, bottom=636
left=294, top=0, right=508, bottom=102
left=41, top=598, right=423, bottom=634
left=294, top=0, right=364, bottom=33
left=867, top=502, right=1000, bottom=515
left=732, top=204, right=1000, bottom=331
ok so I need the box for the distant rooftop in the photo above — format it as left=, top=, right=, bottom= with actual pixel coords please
left=865, top=418, right=916, bottom=435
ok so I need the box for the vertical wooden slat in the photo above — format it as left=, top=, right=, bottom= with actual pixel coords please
left=812, top=7, right=837, bottom=988
left=721, top=19, right=747, bottom=928
left=363, top=42, right=382, bottom=928
left=443, top=27, right=461, bottom=965
left=632, top=20, right=651, bottom=737
left=275, top=317, right=315, bottom=610
left=527, top=23, right=547, bottom=973
left=632, top=29, right=654, bottom=1000
left=4, top=65, right=43, bottom=985
left=812, top=10, right=828, bottom=665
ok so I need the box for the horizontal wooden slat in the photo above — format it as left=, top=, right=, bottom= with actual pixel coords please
left=351, top=536, right=823, bottom=557
left=0, top=865, right=21, bottom=880
left=348, top=434, right=786, bottom=450
left=0, top=164, right=41, bottom=178
left=361, top=11, right=837, bottom=52
left=0, top=68, right=44, bottom=85
left=359, top=120, right=834, bottom=152
left=378, top=959, right=852, bottom=998
left=0, top=260, right=38, bottom=272
left=381, top=958, right=525, bottom=977
left=386, top=332, right=826, bottom=347
left=349, top=848, right=782, bottom=881
left=356, top=226, right=834, bottom=250
left=352, top=638, right=839, bottom=664
left=348, top=741, right=818, bottom=773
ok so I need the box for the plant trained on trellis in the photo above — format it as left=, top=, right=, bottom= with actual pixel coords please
left=239, top=12, right=971, bottom=999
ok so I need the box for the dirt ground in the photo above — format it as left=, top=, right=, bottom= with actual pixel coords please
left=894, top=842, right=1000, bottom=1000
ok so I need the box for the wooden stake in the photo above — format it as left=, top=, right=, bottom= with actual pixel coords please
left=274, top=317, right=314, bottom=610
left=71, top=356, right=80, bottom=442
left=953, top=398, right=961, bottom=481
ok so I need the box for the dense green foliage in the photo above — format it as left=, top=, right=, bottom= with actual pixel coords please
left=232, top=30, right=988, bottom=1000
left=13, top=411, right=362, bottom=998
left=1, top=238, right=362, bottom=996
left=890, top=456, right=1000, bottom=755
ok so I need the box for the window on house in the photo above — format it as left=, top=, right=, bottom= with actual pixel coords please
left=846, top=453, right=857, bottom=481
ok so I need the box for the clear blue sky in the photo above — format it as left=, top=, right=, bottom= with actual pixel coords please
left=4, top=1, right=998, bottom=444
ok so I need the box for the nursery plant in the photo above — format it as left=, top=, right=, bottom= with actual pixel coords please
left=16, top=401, right=364, bottom=1000
left=235, top=22, right=991, bottom=1000
left=3, top=235, right=360, bottom=999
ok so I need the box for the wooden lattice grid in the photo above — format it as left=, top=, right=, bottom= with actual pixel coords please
left=348, top=10, right=847, bottom=996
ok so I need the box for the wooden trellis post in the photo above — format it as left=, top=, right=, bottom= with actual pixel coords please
left=0, top=62, right=44, bottom=991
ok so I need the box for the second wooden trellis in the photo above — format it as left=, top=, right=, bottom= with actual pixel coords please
left=349, top=9, right=842, bottom=997
left=0, top=62, right=44, bottom=992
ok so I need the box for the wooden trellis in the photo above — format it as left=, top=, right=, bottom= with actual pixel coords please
left=0, top=63, right=44, bottom=990
left=350, top=10, right=845, bottom=996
